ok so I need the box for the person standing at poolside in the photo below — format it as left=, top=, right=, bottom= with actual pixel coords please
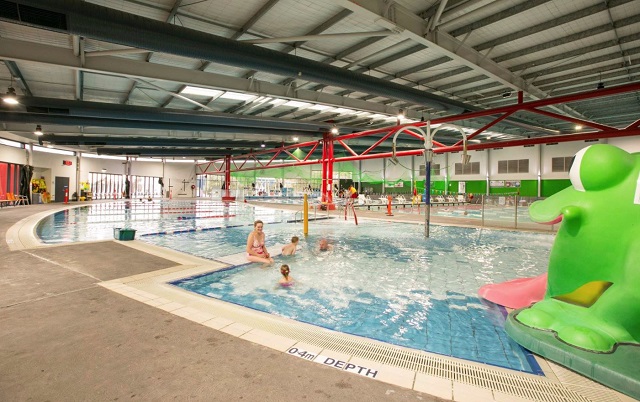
left=246, top=220, right=274, bottom=265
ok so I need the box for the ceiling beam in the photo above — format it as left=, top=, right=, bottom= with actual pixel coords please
left=0, top=38, right=412, bottom=118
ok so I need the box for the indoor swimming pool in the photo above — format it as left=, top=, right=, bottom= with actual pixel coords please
left=36, top=201, right=553, bottom=375
left=168, top=220, right=550, bottom=374
left=35, top=200, right=296, bottom=243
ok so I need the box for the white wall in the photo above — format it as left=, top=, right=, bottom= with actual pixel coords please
left=32, top=150, right=77, bottom=202
left=609, top=137, right=640, bottom=153
left=78, top=156, right=196, bottom=197
left=5, top=136, right=640, bottom=200
left=0, top=143, right=27, bottom=164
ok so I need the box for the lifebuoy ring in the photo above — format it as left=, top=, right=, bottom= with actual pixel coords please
left=191, top=184, right=196, bottom=190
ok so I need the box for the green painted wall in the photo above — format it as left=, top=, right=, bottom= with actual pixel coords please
left=541, top=179, right=571, bottom=197
left=226, top=163, right=572, bottom=198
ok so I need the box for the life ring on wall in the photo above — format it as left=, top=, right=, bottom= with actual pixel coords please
left=191, top=184, right=196, bottom=190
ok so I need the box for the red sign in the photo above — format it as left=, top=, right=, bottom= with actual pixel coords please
left=62, top=160, right=72, bottom=166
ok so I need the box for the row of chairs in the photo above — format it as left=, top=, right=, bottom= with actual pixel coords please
left=0, top=193, right=28, bottom=207
left=354, top=194, right=468, bottom=207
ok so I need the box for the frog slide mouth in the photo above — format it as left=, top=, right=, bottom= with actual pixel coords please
left=539, top=215, right=563, bottom=225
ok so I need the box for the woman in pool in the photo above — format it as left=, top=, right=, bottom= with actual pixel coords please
left=246, top=220, right=274, bottom=265
left=279, top=264, right=294, bottom=286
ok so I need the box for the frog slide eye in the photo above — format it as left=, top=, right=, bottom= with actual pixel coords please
left=569, top=144, right=633, bottom=192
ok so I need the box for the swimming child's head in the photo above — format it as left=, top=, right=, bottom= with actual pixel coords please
left=291, top=236, right=299, bottom=244
left=280, top=264, right=290, bottom=278
left=319, top=238, right=328, bottom=251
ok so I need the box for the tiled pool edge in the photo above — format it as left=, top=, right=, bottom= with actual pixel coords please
left=101, top=242, right=628, bottom=402
left=8, top=205, right=631, bottom=402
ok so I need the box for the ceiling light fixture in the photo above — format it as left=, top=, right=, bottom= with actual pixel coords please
left=575, top=125, right=583, bottom=130
left=261, top=142, right=266, bottom=148
left=3, top=85, right=18, bottom=105
left=597, top=72, right=604, bottom=89
left=34, top=125, right=43, bottom=135
left=292, top=136, right=299, bottom=142
left=330, top=125, right=339, bottom=135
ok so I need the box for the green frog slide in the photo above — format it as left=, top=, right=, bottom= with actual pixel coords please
left=505, top=144, right=640, bottom=399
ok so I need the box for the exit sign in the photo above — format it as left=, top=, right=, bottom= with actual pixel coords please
left=62, top=160, right=73, bottom=166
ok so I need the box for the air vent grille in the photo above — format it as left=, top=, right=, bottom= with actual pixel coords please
left=0, top=1, right=67, bottom=31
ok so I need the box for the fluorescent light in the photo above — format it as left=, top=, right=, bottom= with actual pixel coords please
left=82, top=154, right=126, bottom=160
left=309, top=104, right=333, bottom=111
left=269, top=99, right=287, bottom=106
left=135, top=157, right=157, bottom=162
left=181, top=86, right=223, bottom=97
left=166, top=159, right=196, bottom=163
left=0, top=138, right=23, bottom=148
left=282, top=100, right=311, bottom=108
left=33, top=145, right=75, bottom=155
left=368, top=114, right=387, bottom=119
left=220, top=92, right=256, bottom=101
left=330, top=107, right=357, bottom=115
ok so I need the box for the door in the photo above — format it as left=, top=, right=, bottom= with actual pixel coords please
left=54, top=176, right=70, bottom=203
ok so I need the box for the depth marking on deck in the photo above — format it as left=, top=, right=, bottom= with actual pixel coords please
left=286, top=347, right=379, bottom=378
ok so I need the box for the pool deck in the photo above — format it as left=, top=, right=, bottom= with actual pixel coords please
left=0, top=200, right=633, bottom=402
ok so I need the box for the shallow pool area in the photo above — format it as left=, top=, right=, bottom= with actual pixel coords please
left=35, top=201, right=554, bottom=375
left=166, top=220, right=551, bottom=374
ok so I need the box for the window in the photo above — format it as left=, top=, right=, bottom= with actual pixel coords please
left=89, top=172, right=162, bottom=199
left=551, top=156, right=573, bottom=172
left=454, top=162, right=480, bottom=175
left=419, top=163, right=440, bottom=176
left=498, top=159, right=529, bottom=173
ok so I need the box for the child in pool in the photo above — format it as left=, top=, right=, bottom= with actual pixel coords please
left=279, top=264, right=294, bottom=286
left=281, top=236, right=299, bottom=256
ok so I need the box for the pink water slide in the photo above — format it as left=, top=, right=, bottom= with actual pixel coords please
left=478, top=273, right=547, bottom=309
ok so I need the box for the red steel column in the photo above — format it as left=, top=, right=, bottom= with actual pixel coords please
left=321, top=133, right=335, bottom=209
left=222, top=155, right=235, bottom=202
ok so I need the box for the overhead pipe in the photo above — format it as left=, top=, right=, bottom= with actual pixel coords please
left=5, top=0, right=470, bottom=114
left=96, top=148, right=249, bottom=157
left=17, top=96, right=331, bottom=132
left=39, top=134, right=267, bottom=148
left=0, top=111, right=323, bottom=136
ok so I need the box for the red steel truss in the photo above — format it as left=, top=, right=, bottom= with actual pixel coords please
left=196, top=82, right=640, bottom=175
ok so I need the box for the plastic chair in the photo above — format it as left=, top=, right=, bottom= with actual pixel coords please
left=7, top=193, right=27, bottom=207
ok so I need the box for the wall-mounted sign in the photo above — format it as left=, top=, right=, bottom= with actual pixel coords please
left=62, top=160, right=73, bottom=166
left=490, top=180, right=520, bottom=188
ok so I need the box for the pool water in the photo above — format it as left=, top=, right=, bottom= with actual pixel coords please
left=36, top=201, right=552, bottom=374
left=169, top=219, right=552, bottom=374
left=36, top=200, right=295, bottom=243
